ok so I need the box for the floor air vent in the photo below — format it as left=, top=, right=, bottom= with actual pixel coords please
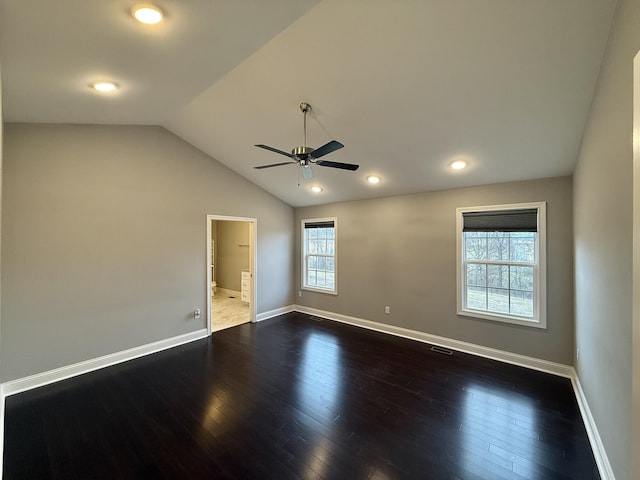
left=430, top=346, right=453, bottom=356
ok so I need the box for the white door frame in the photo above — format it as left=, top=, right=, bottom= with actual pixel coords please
left=206, top=215, right=257, bottom=335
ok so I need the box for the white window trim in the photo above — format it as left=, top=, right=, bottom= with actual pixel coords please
left=455, top=202, right=547, bottom=329
left=301, top=217, right=338, bottom=295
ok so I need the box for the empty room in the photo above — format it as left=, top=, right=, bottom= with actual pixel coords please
left=0, top=0, right=638, bottom=479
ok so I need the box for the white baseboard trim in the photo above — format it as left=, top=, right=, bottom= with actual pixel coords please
left=0, top=307, right=615, bottom=480
left=570, top=373, right=616, bottom=480
left=256, top=305, right=295, bottom=322
left=1, top=328, right=209, bottom=398
left=216, top=288, right=241, bottom=298
left=294, top=305, right=573, bottom=377
left=294, top=305, right=614, bottom=479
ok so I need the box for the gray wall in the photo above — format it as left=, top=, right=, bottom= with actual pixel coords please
left=1, top=123, right=294, bottom=382
left=295, top=176, right=574, bottom=364
left=573, top=0, right=639, bottom=477
left=216, top=220, right=250, bottom=292
left=635, top=53, right=640, bottom=480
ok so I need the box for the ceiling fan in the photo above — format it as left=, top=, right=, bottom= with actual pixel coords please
left=254, top=102, right=359, bottom=179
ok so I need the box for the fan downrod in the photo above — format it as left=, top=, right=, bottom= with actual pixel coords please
left=298, top=102, right=312, bottom=154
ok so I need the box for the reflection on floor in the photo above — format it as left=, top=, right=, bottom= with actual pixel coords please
left=211, top=292, right=249, bottom=332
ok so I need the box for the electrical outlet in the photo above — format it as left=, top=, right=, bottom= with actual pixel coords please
left=194, top=309, right=201, bottom=319
left=384, top=306, right=390, bottom=314
left=298, top=290, right=303, bottom=298
left=576, top=347, right=580, bottom=359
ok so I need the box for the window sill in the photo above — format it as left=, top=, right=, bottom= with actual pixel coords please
left=302, top=286, right=338, bottom=296
left=457, top=308, right=546, bottom=329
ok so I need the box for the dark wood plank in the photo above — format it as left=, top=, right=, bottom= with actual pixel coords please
left=3, top=312, right=599, bottom=479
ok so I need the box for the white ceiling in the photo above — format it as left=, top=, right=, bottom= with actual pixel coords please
left=1, top=0, right=617, bottom=207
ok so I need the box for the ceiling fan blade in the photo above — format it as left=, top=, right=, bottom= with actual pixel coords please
left=255, top=144, right=294, bottom=158
left=316, top=160, right=360, bottom=171
left=310, top=140, right=344, bottom=159
left=301, top=164, right=314, bottom=179
left=254, top=161, right=297, bottom=169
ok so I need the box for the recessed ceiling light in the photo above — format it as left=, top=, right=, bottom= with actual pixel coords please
left=91, top=81, right=118, bottom=92
left=132, top=4, right=164, bottom=24
left=367, top=175, right=381, bottom=184
left=450, top=160, right=467, bottom=170
left=311, top=185, right=323, bottom=193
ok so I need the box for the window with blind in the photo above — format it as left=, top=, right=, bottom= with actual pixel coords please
left=302, top=218, right=337, bottom=294
left=456, top=202, right=546, bottom=328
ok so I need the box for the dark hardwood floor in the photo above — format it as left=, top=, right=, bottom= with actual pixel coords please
left=4, top=312, right=599, bottom=479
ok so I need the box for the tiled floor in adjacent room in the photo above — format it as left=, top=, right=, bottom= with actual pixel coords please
left=211, top=291, right=249, bottom=332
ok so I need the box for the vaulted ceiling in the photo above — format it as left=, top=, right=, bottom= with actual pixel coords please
left=1, top=0, right=617, bottom=206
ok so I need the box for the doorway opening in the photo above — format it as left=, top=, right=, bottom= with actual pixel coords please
left=206, top=215, right=256, bottom=334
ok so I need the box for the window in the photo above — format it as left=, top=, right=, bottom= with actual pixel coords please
left=456, top=203, right=546, bottom=328
left=302, top=218, right=337, bottom=294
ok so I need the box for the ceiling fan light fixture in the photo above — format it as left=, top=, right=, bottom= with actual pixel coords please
left=367, top=175, right=381, bottom=184
left=311, top=185, right=323, bottom=193
left=301, top=164, right=314, bottom=180
left=132, top=4, right=164, bottom=24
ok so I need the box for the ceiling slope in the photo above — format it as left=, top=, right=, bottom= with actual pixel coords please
left=1, top=0, right=617, bottom=206
left=165, top=0, right=616, bottom=206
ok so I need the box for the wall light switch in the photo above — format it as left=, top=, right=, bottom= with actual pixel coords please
left=194, top=309, right=201, bottom=319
